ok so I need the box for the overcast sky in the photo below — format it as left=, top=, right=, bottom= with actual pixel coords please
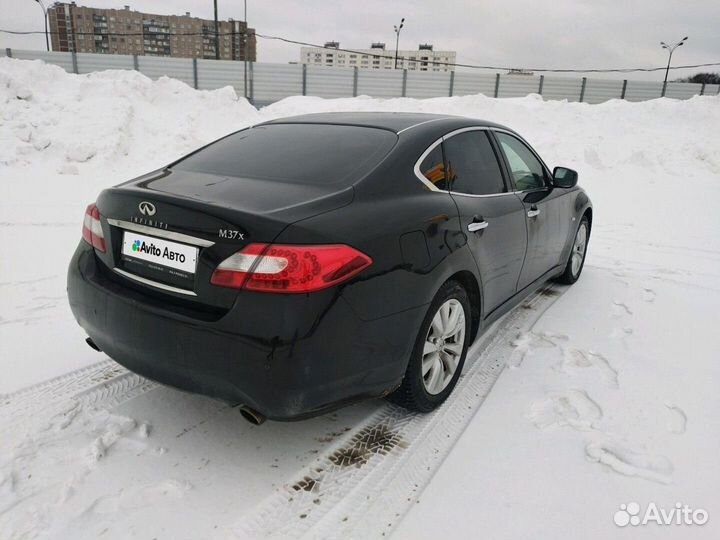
left=1, top=0, right=718, bottom=81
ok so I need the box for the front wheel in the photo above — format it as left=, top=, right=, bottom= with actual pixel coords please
left=556, top=215, right=589, bottom=284
left=388, top=280, right=471, bottom=412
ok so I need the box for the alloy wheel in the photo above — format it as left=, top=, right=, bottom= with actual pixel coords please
left=571, top=223, right=588, bottom=277
left=422, top=299, right=466, bottom=395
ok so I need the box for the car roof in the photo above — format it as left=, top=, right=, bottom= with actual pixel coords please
left=258, top=112, right=509, bottom=135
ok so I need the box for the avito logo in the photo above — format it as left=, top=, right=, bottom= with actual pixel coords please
left=131, top=240, right=162, bottom=257
left=614, top=502, right=709, bottom=527
left=131, top=240, right=186, bottom=264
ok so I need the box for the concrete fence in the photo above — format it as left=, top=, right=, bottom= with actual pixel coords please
left=4, top=48, right=718, bottom=107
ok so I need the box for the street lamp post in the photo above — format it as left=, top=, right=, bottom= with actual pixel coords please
left=393, top=18, right=405, bottom=69
left=213, top=0, right=220, bottom=60
left=243, top=0, right=248, bottom=100
left=661, top=36, right=688, bottom=86
left=34, top=0, right=49, bottom=51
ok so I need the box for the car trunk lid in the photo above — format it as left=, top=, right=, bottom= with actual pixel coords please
left=93, top=169, right=354, bottom=312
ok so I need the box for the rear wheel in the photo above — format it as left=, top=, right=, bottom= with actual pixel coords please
left=557, top=215, right=589, bottom=284
left=388, top=281, right=471, bottom=412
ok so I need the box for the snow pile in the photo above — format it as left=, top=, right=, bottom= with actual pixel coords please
left=0, top=58, right=260, bottom=174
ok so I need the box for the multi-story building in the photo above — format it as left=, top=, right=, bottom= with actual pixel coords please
left=47, top=2, right=256, bottom=61
left=300, top=42, right=456, bottom=72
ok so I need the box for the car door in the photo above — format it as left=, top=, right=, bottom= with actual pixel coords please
left=441, top=129, right=528, bottom=315
left=493, top=131, right=571, bottom=290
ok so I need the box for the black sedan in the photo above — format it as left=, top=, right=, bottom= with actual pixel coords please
left=68, top=112, right=592, bottom=423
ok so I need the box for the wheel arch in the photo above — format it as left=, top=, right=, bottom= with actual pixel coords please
left=445, top=270, right=482, bottom=343
left=583, top=206, right=593, bottom=233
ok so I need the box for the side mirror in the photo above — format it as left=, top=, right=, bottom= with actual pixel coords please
left=552, top=166, right=578, bottom=188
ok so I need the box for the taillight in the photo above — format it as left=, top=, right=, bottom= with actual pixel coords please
left=211, top=243, right=372, bottom=293
left=82, top=203, right=106, bottom=253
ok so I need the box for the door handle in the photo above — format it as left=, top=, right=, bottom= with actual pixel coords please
left=467, top=219, right=489, bottom=232
left=527, top=207, right=540, bottom=218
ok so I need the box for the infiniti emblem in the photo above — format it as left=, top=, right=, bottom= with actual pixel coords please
left=138, top=201, right=156, bottom=216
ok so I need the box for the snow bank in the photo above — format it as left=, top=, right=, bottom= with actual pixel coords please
left=0, top=58, right=260, bottom=174
left=3, top=57, right=718, bottom=182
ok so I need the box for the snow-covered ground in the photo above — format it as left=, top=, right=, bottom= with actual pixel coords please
left=1, top=58, right=718, bottom=539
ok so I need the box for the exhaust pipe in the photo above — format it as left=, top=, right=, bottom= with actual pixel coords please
left=85, top=337, right=101, bottom=352
left=239, top=405, right=266, bottom=426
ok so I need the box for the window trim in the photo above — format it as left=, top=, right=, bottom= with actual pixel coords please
left=413, top=137, right=446, bottom=191
left=415, top=142, right=449, bottom=192
left=413, top=126, right=551, bottom=197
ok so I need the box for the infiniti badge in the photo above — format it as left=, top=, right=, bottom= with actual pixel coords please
left=138, top=201, right=156, bottom=216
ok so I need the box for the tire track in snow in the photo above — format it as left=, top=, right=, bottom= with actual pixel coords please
left=231, top=283, right=565, bottom=540
left=0, top=361, right=155, bottom=436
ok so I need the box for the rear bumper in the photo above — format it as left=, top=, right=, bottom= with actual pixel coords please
left=67, top=242, right=424, bottom=420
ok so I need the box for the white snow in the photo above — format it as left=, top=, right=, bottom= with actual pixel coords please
left=1, top=58, right=719, bottom=539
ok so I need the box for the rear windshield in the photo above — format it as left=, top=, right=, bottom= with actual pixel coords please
left=173, top=124, right=397, bottom=185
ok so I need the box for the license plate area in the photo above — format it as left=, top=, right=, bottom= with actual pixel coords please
left=120, top=231, right=198, bottom=291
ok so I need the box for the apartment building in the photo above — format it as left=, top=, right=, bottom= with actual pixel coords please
left=47, top=2, right=256, bottom=61
left=300, top=42, right=456, bottom=72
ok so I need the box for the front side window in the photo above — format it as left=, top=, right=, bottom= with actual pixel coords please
left=443, top=131, right=505, bottom=195
left=418, top=145, right=449, bottom=190
left=495, top=133, right=547, bottom=191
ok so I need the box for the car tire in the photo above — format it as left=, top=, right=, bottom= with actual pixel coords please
left=556, top=215, right=590, bottom=285
left=388, top=280, right=472, bottom=413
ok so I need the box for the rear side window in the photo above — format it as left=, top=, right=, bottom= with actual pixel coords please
left=443, top=131, right=506, bottom=195
left=174, top=124, right=397, bottom=186
left=418, top=145, right=449, bottom=190
left=495, top=132, right=547, bottom=191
